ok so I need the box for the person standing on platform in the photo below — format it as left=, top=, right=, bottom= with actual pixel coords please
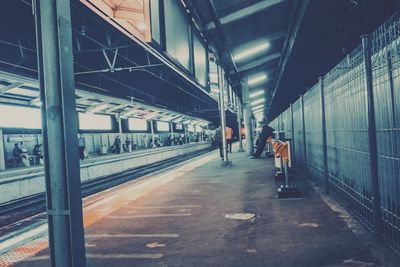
left=225, top=126, right=233, bottom=153
left=78, top=134, right=85, bottom=160
left=215, top=126, right=223, bottom=159
left=13, top=143, right=22, bottom=167
left=253, top=123, right=275, bottom=158
left=240, top=124, right=246, bottom=139
left=114, top=135, right=121, bottom=154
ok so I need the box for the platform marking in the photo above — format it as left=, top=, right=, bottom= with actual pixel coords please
left=86, top=233, right=179, bottom=238
left=108, top=213, right=192, bottom=219
left=224, top=213, right=255, bottom=221
left=23, top=253, right=164, bottom=261
left=135, top=205, right=202, bottom=209
left=146, top=242, right=166, bottom=248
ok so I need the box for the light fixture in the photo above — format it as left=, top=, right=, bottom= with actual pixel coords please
left=248, top=74, right=267, bottom=86
left=252, top=104, right=264, bottom=109
left=233, top=42, right=270, bottom=62
left=252, top=106, right=264, bottom=112
left=249, top=90, right=264, bottom=98
left=250, top=98, right=265, bottom=106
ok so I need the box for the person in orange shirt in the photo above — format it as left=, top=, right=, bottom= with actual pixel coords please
left=240, top=124, right=246, bottom=139
left=225, top=126, right=233, bottom=153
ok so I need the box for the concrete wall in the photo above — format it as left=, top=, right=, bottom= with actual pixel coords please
left=0, top=142, right=211, bottom=205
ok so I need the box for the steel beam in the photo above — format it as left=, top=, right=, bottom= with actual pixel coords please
left=237, top=52, right=281, bottom=73
left=242, top=78, right=254, bottom=156
left=362, top=34, right=383, bottom=242
left=267, top=0, right=309, bottom=116
left=0, top=82, right=24, bottom=94
left=218, top=65, right=229, bottom=163
left=237, top=96, right=244, bottom=152
left=206, top=0, right=285, bottom=30
left=34, top=0, right=86, bottom=266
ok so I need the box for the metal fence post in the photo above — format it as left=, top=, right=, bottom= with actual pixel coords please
left=34, top=0, right=86, bottom=266
left=362, top=34, right=383, bottom=242
left=300, top=95, right=307, bottom=170
left=290, top=103, right=295, bottom=166
left=319, top=77, right=329, bottom=193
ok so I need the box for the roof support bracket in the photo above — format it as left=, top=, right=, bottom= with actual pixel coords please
left=102, top=48, right=118, bottom=72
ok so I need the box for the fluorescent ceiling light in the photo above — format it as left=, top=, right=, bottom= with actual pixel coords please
left=249, top=90, right=264, bottom=98
left=233, top=43, right=270, bottom=61
left=252, top=107, right=264, bottom=112
left=248, top=74, right=267, bottom=86
left=250, top=98, right=265, bottom=106
left=252, top=104, right=264, bottom=110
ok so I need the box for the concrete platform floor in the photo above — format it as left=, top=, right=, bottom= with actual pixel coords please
left=10, top=149, right=400, bottom=266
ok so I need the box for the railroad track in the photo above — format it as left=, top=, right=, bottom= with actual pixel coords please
left=0, top=147, right=214, bottom=227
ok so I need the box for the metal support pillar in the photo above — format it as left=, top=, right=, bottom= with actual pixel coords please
left=150, top=120, right=156, bottom=148
left=218, top=65, right=229, bottom=164
left=237, top=97, right=244, bottom=152
left=0, top=129, right=5, bottom=171
left=362, top=34, right=383, bottom=242
left=319, top=77, right=329, bottom=193
left=34, top=0, right=86, bottom=266
left=184, top=124, right=188, bottom=143
left=117, top=115, right=123, bottom=152
left=290, top=103, right=295, bottom=166
left=242, top=79, right=254, bottom=156
left=300, top=95, right=307, bottom=170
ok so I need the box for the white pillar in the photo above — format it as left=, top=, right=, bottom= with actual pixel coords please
left=117, top=115, right=123, bottom=152
left=150, top=120, right=156, bottom=148
left=0, top=129, right=5, bottom=171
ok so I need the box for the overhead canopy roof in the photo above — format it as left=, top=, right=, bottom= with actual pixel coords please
left=188, top=0, right=308, bottom=119
left=0, top=0, right=229, bottom=124
left=188, top=0, right=398, bottom=121
left=0, top=70, right=210, bottom=126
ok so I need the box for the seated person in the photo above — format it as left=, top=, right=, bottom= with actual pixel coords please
left=13, top=143, right=22, bottom=167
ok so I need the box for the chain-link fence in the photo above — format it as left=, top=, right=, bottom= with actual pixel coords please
left=268, top=13, right=400, bottom=254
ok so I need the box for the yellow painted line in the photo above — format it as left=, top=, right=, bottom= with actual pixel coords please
left=135, top=205, right=202, bottom=209
left=23, top=253, right=164, bottom=261
left=107, top=213, right=192, bottom=218
left=87, top=253, right=163, bottom=259
left=86, top=233, right=179, bottom=238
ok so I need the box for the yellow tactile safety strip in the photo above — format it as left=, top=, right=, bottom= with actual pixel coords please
left=0, top=236, right=48, bottom=267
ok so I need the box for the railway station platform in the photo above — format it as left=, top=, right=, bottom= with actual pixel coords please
left=2, top=148, right=399, bottom=266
